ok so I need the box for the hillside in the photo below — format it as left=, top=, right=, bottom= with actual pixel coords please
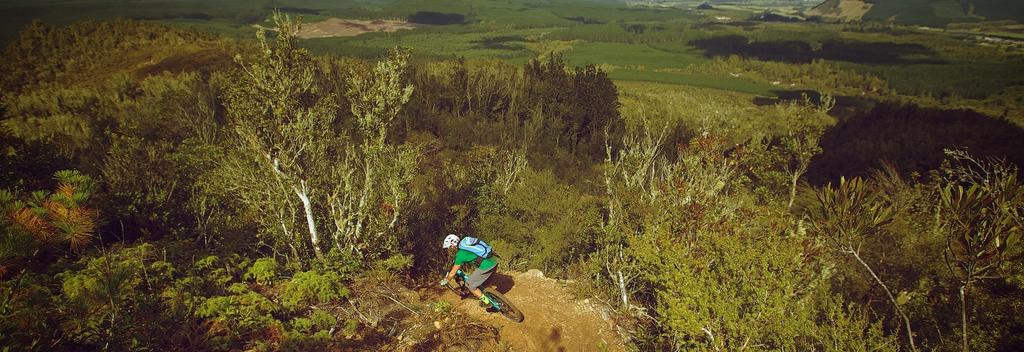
left=963, top=0, right=1024, bottom=22
left=806, top=0, right=874, bottom=21
left=810, top=0, right=1024, bottom=25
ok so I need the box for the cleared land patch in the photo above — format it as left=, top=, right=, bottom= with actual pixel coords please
left=256, top=18, right=419, bottom=38
left=806, top=0, right=874, bottom=21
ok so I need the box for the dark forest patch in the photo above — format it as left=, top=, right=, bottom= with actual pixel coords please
left=807, top=102, right=1024, bottom=185
left=564, top=16, right=606, bottom=24
left=471, top=35, right=527, bottom=50
left=689, top=35, right=942, bottom=65
left=408, top=11, right=466, bottom=25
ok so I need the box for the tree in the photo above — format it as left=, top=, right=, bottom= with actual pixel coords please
left=806, top=177, right=917, bottom=351
left=935, top=150, right=1024, bottom=352
left=223, top=12, right=336, bottom=261
left=781, top=94, right=833, bottom=208
left=524, top=56, right=620, bottom=157
left=329, top=47, right=419, bottom=259
left=222, top=13, right=419, bottom=265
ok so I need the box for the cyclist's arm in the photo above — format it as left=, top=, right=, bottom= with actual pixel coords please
left=446, top=264, right=461, bottom=281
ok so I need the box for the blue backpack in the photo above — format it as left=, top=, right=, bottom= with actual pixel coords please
left=458, top=236, right=493, bottom=258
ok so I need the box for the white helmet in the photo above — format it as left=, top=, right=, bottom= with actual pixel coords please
left=442, top=234, right=460, bottom=249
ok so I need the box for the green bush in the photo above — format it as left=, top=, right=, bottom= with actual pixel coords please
left=317, top=248, right=361, bottom=279
left=474, top=168, right=601, bottom=274
left=280, top=270, right=350, bottom=311
left=289, top=308, right=337, bottom=334
left=596, top=129, right=895, bottom=349
left=195, top=283, right=279, bottom=336
left=244, top=257, right=279, bottom=285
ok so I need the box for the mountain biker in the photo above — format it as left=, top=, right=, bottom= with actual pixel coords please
left=440, top=234, right=498, bottom=311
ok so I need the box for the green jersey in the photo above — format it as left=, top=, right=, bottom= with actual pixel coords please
left=453, top=248, right=497, bottom=271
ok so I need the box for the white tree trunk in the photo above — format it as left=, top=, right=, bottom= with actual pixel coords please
left=294, top=180, right=323, bottom=260
left=267, top=155, right=323, bottom=261
left=617, top=270, right=629, bottom=307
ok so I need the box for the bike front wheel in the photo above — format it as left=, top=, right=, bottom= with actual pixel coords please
left=483, top=288, right=524, bottom=323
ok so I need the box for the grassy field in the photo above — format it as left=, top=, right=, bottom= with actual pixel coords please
left=564, top=42, right=706, bottom=69
left=612, top=70, right=777, bottom=96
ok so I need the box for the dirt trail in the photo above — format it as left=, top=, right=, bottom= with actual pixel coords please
left=439, top=270, right=626, bottom=352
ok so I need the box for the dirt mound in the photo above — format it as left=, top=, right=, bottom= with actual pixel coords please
left=439, top=270, right=626, bottom=352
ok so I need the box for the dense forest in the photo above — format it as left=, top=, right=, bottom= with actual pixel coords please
left=1, top=13, right=1023, bottom=352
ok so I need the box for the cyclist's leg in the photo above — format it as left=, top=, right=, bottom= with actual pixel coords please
left=466, top=266, right=496, bottom=298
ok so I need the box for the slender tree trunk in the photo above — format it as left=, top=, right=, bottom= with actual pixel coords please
left=267, top=156, right=322, bottom=261
left=788, top=172, right=800, bottom=209
left=851, top=249, right=917, bottom=352
left=960, top=284, right=968, bottom=352
left=617, top=269, right=628, bottom=307
left=294, top=180, right=323, bottom=260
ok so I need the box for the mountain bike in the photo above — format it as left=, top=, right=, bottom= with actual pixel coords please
left=446, top=270, right=524, bottom=323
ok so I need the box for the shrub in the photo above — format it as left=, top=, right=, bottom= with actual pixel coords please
left=289, top=308, right=336, bottom=334
left=474, top=168, right=601, bottom=274
left=280, top=270, right=350, bottom=311
left=244, top=257, right=279, bottom=285
left=195, top=283, right=279, bottom=337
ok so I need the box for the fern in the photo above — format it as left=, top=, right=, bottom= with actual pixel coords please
left=243, top=257, right=279, bottom=285
left=280, top=270, right=349, bottom=311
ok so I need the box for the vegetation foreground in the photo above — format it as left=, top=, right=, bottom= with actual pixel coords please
left=1, top=3, right=1024, bottom=352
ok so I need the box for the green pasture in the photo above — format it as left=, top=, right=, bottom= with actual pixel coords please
left=611, top=70, right=776, bottom=96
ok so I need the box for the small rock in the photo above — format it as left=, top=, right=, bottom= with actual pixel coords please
left=584, top=299, right=590, bottom=304
left=433, top=321, right=442, bottom=329
left=525, top=269, right=545, bottom=278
